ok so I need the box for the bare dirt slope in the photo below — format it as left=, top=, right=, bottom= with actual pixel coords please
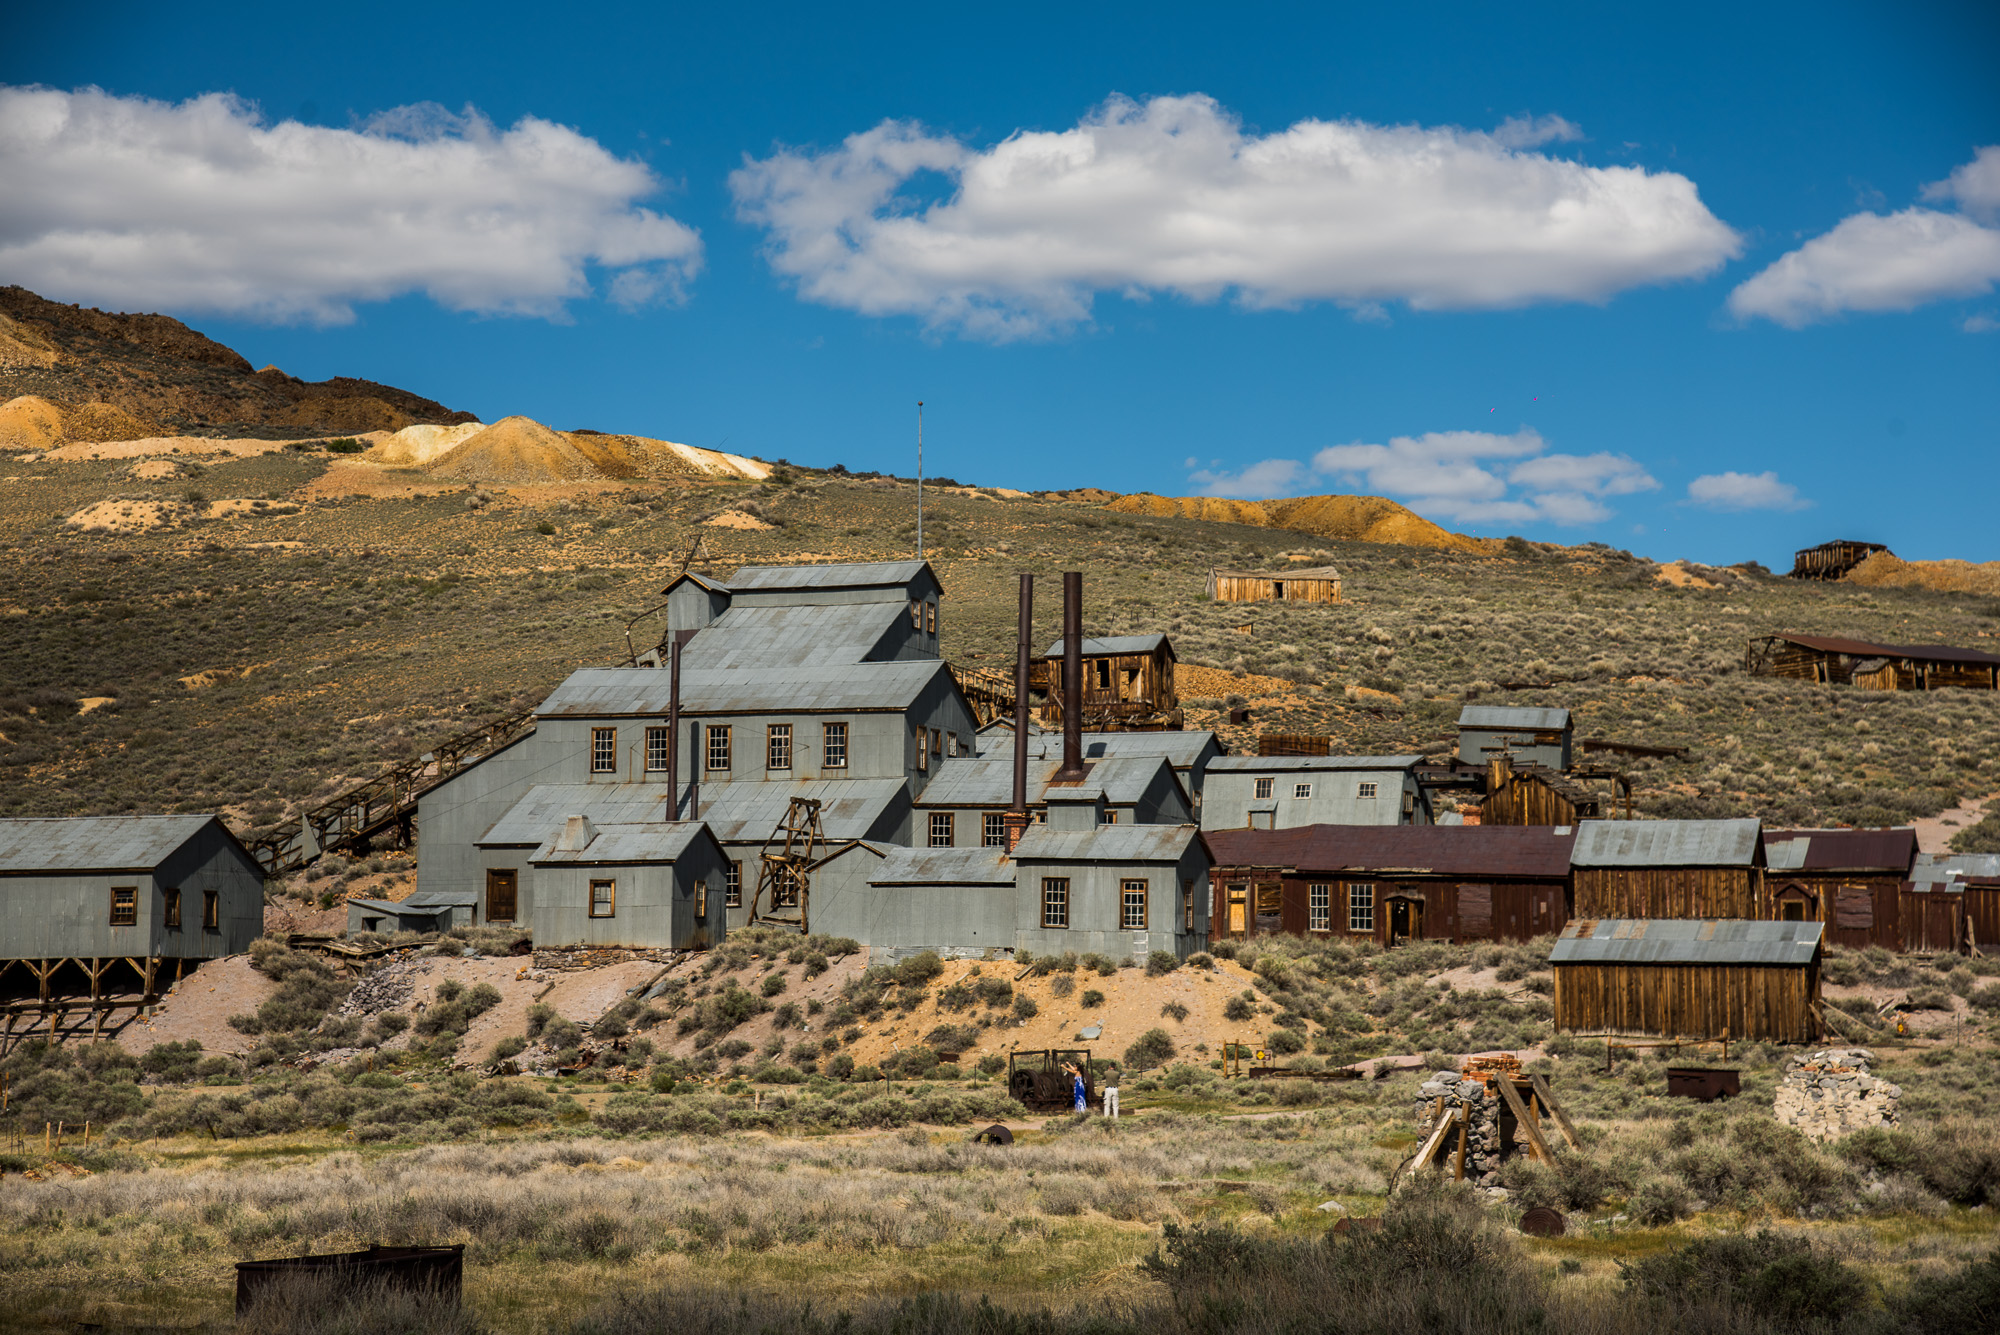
left=1106, top=491, right=1488, bottom=552
left=1845, top=550, right=2000, bottom=598
left=117, top=956, right=277, bottom=1058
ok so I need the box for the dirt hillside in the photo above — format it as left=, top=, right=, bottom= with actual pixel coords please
left=1844, top=550, right=2000, bottom=598
left=364, top=422, right=487, bottom=467
left=425, top=416, right=609, bottom=485
left=0, top=394, right=64, bottom=449
left=1106, top=491, right=1485, bottom=552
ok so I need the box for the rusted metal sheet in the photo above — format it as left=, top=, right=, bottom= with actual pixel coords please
left=236, top=1244, right=463, bottom=1315
left=1665, top=1068, right=1741, bottom=1101
left=1764, top=828, right=1917, bottom=875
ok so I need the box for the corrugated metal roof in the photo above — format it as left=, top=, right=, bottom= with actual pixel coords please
left=869, top=845, right=1015, bottom=886
left=728, top=560, right=931, bottom=591
left=1457, top=706, right=1571, bottom=730
left=1551, top=918, right=1823, bottom=967
left=531, top=822, right=712, bottom=865
left=1207, top=755, right=1421, bottom=773
left=1763, top=828, right=1916, bottom=874
left=537, top=661, right=945, bottom=716
left=916, top=754, right=1168, bottom=807
left=1040, top=634, right=1173, bottom=658
left=1571, top=818, right=1762, bottom=867
left=400, top=888, right=480, bottom=907
left=0, top=815, right=223, bottom=873
left=1013, top=823, right=1203, bottom=864
left=1210, top=566, right=1341, bottom=580
left=346, top=897, right=410, bottom=914
left=1205, top=823, right=1576, bottom=878
left=1757, top=633, right=2000, bottom=669
left=980, top=729, right=1220, bottom=770
left=683, top=602, right=912, bottom=670
left=480, top=780, right=905, bottom=846
left=662, top=571, right=730, bottom=595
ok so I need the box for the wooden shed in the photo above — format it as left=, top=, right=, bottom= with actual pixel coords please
left=1788, top=540, right=1887, bottom=581
left=1551, top=918, right=1823, bottom=1043
left=1030, top=634, right=1180, bottom=729
left=1481, top=756, right=1606, bottom=826
left=1746, top=633, right=2000, bottom=692
left=1205, top=566, right=1341, bottom=604
left=1570, top=818, right=1766, bottom=920
left=1204, top=824, right=1574, bottom=946
left=1762, top=828, right=1917, bottom=948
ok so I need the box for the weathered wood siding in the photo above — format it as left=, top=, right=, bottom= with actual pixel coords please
left=1771, top=876, right=1904, bottom=949
left=1553, top=962, right=1820, bottom=1042
left=1206, top=572, right=1341, bottom=604
left=1573, top=866, right=1763, bottom=919
left=1481, top=774, right=1585, bottom=826
left=1208, top=872, right=1565, bottom=944
left=1966, top=885, right=2000, bottom=953
left=1898, top=889, right=1966, bottom=954
left=1032, top=648, right=1177, bottom=724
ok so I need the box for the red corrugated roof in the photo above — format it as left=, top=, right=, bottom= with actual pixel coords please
left=1764, top=827, right=1917, bottom=874
left=1204, top=823, right=1576, bottom=878
left=1759, top=633, right=2000, bottom=668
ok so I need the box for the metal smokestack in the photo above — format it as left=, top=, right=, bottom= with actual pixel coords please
left=666, top=637, right=681, bottom=818
left=1007, top=574, right=1033, bottom=848
left=1056, top=571, right=1085, bottom=780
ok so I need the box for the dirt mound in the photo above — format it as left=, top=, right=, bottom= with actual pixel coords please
left=425, top=416, right=604, bottom=484
left=1844, top=551, right=2000, bottom=598
left=65, top=499, right=190, bottom=533
left=365, top=422, right=486, bottom=467
left=0, top=394, right=65, bottom=449
left=0, top=313, right=63, bottom=369
left=63, top=400, right=159, bottom=443
left=279, top=394, right=415, bottom=434
left=1107, top=491, right=1480, bottom=552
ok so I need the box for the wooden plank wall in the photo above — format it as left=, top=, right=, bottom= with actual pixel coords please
left=1553, top=962, right=1820, bottom=1042
left=1966, top=886, right=2000, bottom=953
left=1899, top=892, right=1967, bottom=954
left=1573, top=866, right=1763, bottom=919
left=1772, top=876, right=1904, bottom=949
left=1207, top=873, right=1566, bottom=944
left=1210, top=574, right=1341, bottom=604
left=1481, top=774, right=1583, bottom=826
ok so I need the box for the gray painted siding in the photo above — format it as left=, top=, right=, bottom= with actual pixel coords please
left=1459, top=726, right=1569, bottom=771
left=728, top=840, right=886, bottom=935
left=1199, top=768, right=1428, bottom=831
left=415, top=729, right=572, bottom=914
left=0, top=822, right=262, bottom=960
left=1013, top=841, right=1211, bottom=963
left=833, top=883, right=1016, bottom=959
left=532, top=836, right=726, bottom=950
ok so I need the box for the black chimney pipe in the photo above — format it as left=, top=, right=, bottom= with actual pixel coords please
left=666, top=636, right=681, bottom=817
left=1055, top=570, right=1086, bottom=780
left=1007, top=574, right=1033, bottom=846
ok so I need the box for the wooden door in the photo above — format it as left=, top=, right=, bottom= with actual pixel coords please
left=1389, top=896, right=1423, bottom=945
left=1226, top=883, right=1248, bottom=934
left=486, top=869, right=518, bottom=923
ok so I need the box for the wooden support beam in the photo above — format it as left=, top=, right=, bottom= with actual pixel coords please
left=1411, top=1102, right=1458, bottom=1172
left=1496, top=1077, right=1555, bottom=1165
left=1529, top=1074, right=1582, bottom=1150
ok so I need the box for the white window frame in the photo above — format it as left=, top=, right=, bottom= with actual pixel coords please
left=1294, top=782, right=1312, bottom=799
left=1309, top=882, right=1331, bottom=933
left=1357, top=780, right=1379, bottom=800
left=983, top=812, right=1007, bottom=847
left=1042, top=878, right=1069, bottom=928
left=1348, top=882, right=1374, bottom=933
left=929, top=812, right=954, bottom=847
left=1253, top=776, right=1275, bottom=799
left=707, top=725, right=732, bottom=772
left=644, top=725, right=670, bottom=773
left=1121, top=879, right=1148, bottom=930
left=589, top=879, right=616, bottom=918
left=590, top=727, right=617, bottom=774
left=724, top=861, right=742, bottom=907
left=822, top=721, right=848, bottom=769
left=767, top=723, right=793, bottom=771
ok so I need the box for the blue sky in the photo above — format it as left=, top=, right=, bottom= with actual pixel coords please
left=4, top=1, right=1996, bottom=566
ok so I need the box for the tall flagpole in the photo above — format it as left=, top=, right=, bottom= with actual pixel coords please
left=916, top=400, right=924, bottom=559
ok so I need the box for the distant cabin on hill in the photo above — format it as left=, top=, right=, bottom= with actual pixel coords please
left=1204, top=566, right=1341, bottom=604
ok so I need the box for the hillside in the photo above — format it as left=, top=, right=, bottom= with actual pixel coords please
left=1844, top=549, right=2000, bottom=598
left=0, top=285, right=478, bottom=440
left=1107, top=491, right=1491, bottom=552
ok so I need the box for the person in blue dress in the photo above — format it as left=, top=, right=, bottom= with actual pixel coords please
left=1064, top=1061, right=1087, bottom=1113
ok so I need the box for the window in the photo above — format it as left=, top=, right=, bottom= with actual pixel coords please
left=1121, top=879, right=1148, bottom=930
left=1294, top=783, right=1313, bottom=799
left=1042, top=878, right=1070, bottom=928
left=1102, top=809, right=1119, bottom=824
left=589, top=879, right=616, bottom=918
left=767, top=723, right=792, bottom=771
left=946, top=731, right=959, bottom=757
left=1095, top=660, right=1111, bottom=691
left=931, top=727, right=942, bottom=757
left=696, top=877, right=708, bottom=918
left=645, top=726, right=670, bottom=772
left=707, top=725, right=732, bottom=771
left=930, top=812, right=955, bottom=847
left=1357, top=781, right=1379, bottom=800
left=110, top=886, right=137, bottom=926
left=822, top=721, right=848, bottom=769
left=1253, top=776, right=1275, bottom=799
left=203, top=890, right=219, bottom=931
left=1348, top=882, right=1374, bottom=933
left=983, top=813, right=1007, bottom=847
left=1309, top=883, right=1331, bottom=932
left=163, top=886, right=182, bottom=929
left=925, top=601, right=936, bottom=634
left=486, top=869, right=518, bottom=922
left=916, top=727, right=929, bottom=771
left=911, top=598, right=923, bottom=626
left=591, top=727, right=617, bottom=774
left=725, top=861, right=742, bottom=907
left=1183, top=881, right=1195, bottom=931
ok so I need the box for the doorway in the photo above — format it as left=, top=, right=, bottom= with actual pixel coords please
left=486, top=868, right=518, bottom=923
left=1226, top=883, right=1248, bottom=934
left=1388, top=895, right=1424, bottom=945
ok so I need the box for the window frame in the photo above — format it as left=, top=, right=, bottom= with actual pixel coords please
left=590, top=726, right=617, bottom=774
left=821, top=721, right=848, bottom=769
left=163, top=885, right=182, bottom=929
left=911, top=598, right=922, bottom=627
left=1253, top=776, right=1275, bottom=800
left=1102, top=808, right=1120, bottom=824
left=767, top=723, right=793, bottom=771
left=1309, top=882, right=1332, bottom=933
left=696, top=877, right=708, bottom=918
left=1294, top=782, right=1313, bottom=799
left=1357, top=780, right=1380, bottom=800
left=1183, top=881, right=1195, bottom=931
left=915, top=726, right=929, bottom=771
left=925, top=600, right=937, bottom=634
left=929, top=811, right=954, bottom=847
left=706, top=724, right=732, bottom=772
left=644, top=725, right=670, bottom=773
left=1121, top=878, right=1148, bottom=930
left=1348, top=881, right=1374, bottom=933
left=724, top=860, right=743, bottom=908
left=110, top=886, right=137, bottom=926
left=1041, top=877, right=1070, bottom=929
left=589, top=879, right=617, bottom=918
left=983, top=812, right=1007, bottom=847
left=203, top=890, right=220, bottom=931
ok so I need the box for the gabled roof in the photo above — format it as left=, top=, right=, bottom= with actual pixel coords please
left=1754, top=633, right=2000, bottom=669
left=480, top=780, right=906, bottom=847
left=1013, top=823, right=1206, bottom=864
left=0, top=815, right=239, bottom=874
left=399, top=888, right=481, bottom=907
left=1764, top=828, right=1917, bottom=875
left=1209, top=566, right=1341, bottom=580
left=1571, top=818, right=1762, bottom=868
left=661, top=570, right=730, bottom=595
left=1204, top=823, right=1576, bottom=878
left=869, top=846, right=1016, bottom=887
left=981, top=729, right=1219, bottom=771
left=1207, top=755, right=1420, bottom=774
left=1040, top=634, right=1173, bottom=659
left=916, top=754, right=1174, bottom=807
left=1551, top=918, right=1822, bottom=967
left=682, top=601, right=918, bottom=670
left=536, top=661, right=947, bottom=716
left=531, top=822, right=716, bottom=865
left=1457, top=706, right=1571, bottom=731
left=728, top=560, right=933, bottom=592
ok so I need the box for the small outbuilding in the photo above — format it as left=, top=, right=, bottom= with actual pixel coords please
left=1030, top=635, right=1180, bottom=729
left=1746, top=633, right=2000, bottom=692
left=1788, top=540, right=1887, bottom=581
left=527, top=817, right=727, bottom=950
left=1457, top=706, right=1573, bottom=772
left=346, top=888, right=480, bottom=937
left=1551, top=918, right=1823, bottom=1044
left=1763, top=828, right=1917, bottom=948
left=1204, top=566, right=1342, bottom=604
left=1570, top=818, right=1765, bottom=920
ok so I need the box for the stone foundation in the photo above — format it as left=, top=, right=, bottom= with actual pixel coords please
left=1775, top=1047, right=1900, bottom=1141
left=1414, top=1075, right=1534, bottom=1184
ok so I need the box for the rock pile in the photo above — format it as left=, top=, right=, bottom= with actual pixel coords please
left=1414, top=1074, right=1529, bottom=1184
left=1774, top=1048, right=1900, bottom=1141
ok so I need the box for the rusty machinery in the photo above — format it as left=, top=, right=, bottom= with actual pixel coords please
left=747, top=797, right=858, bottom=935
left=1007, top=1048, right=1094, bottom=1111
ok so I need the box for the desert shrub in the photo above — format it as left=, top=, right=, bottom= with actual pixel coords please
left=1160, top=1000, right=1190, bottom=1022
left=1049, top=974, right=1076, bottom=998
left=1892, top=1247, right=2000, bottom=1335
left=1842, top=1120, right=2000, bottom=1206
left=138, top=1039, right=204, bottom=1084
left=0, top=1039, right=146, bottom=1127
left=922, top=1023, right=979, bottom=1057
left=974, top=976, right=1013, bottom=1007
left=1621, top=1230, right=1867, bottom=1329
left=1082, top=953, right=1117, bottom=977
left=974, top=1054, right=1005, bottom=1076
left=1125, top=1028, right=1176, bottom=1070
left=894, top=951, right=944, bottom=985
left=491, top=1035, right=528, bottom=1061
left=324, top=438, right=366, bottom=454
left=1630, top=1175, right=1693, bottom=1225
left=760, top=972, right=787, bottom=998
left=1187, top=952, right=1214, bottom=969
left=1011, top=993, right=1039, bottom=1020
left=1266, top=1028, right=1304, bottom=1056
left=1224, top=992, right=1256, bottom=1022
left=1080, top=990, right=1105, bottom=1009
left=525, top=1003, right=555, bottom=1038
left=1146, top=950, right=1180, bottom=977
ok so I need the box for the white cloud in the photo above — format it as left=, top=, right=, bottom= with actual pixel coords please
left=1728, top=146, right=2000, bottom=327
left=731, top=94, right=1741, bottom=339
left=0, top=86, right=703, bottom=322
left=1489, top=114, right=1583, bottom=150
left=1685, top=471, right=1809, bottom=512
left=1966, top=313, right=1999, bottom=334
left=1189, top=426, right=1657, bottom=527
